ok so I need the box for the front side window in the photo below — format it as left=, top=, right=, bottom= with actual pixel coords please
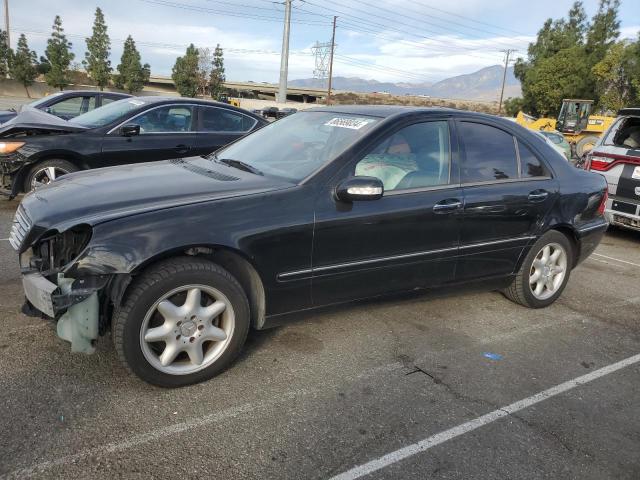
left=354, top=121, right=450, bottom=191
left=135, top=106, right=194, bottom=133
left=460, top=122, right=518, bottom=183
left=200, top=107, right=256, bottom=132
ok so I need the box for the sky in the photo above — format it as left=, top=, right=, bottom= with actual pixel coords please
left=7, top=0, right=640, bottom=85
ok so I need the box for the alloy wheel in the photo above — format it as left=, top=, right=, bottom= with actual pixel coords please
left=529, top=242, right=568, bottom=300
left=31, top=166, right=71, bottom=188
left=139, top=284, right=235, bottom=375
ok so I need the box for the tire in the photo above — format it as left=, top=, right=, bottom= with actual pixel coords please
left=24, top=159, right=79, bottom=192
left=503, top=230, right=573, bottom=308
left=575, top=135, right=599, bottom=158
left=112, top=257, right=250, bottom=387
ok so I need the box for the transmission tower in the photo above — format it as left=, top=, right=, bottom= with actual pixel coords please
left=311, top=40, right=332, bottom=86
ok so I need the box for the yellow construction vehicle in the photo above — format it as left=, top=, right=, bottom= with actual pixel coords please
left=516, top=99, right=615, bottom=157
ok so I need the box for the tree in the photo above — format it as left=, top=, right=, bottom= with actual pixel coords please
left=0, top=30, right=10, bottom=77
left=592, top=41, right=635, bottom=112
left=503, top=97, right=525, bottom=117
left=209, top=44, right=226, bottom=100
left=45, top=16, right=75, bottom=90
left=172, top=44, right=199, bottom=97
left=114, top=36, right=149, bottom=93
left=196, top=47, right=212, bottom=97
left=9, top=34, right=38, bottom=95
left=84, top=7, right=111, bottom=90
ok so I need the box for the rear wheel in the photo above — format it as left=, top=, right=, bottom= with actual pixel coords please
left=112, top=257, right=250, bottom=387
left=25, top=159, right=78, bottom=192
left=504, top=231, right=573, bottom=308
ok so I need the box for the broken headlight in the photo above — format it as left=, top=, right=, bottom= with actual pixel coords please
left=27, top=225, right=92, bottom=275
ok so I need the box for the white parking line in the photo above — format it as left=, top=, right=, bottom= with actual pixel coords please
left=593, top=253, right=640, bottom=268
left=0, top=238, right=9, bottom=241
left=329, top=353, right=640, bottom=480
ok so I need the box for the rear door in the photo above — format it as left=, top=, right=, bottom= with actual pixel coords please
left=101, top=104, right=199, bottom=164
left=456, top=120, right=558, bottom=281
left=194, top=105, right=259, bottom=156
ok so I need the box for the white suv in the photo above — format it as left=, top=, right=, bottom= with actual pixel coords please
left=585, top=108, right=640, bottom=232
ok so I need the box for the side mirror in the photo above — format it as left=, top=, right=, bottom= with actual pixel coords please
left=44, top=107, right=53, bottom=114
left=121, top=124, right=141, bottom=137
left=336, top=176, right=384, bottom=202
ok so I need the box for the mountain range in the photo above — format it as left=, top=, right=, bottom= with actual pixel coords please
left=289, top=65, right=521, bottom=102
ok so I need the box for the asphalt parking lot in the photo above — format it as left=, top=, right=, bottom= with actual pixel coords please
left=0, top=198, right=639, bottom=479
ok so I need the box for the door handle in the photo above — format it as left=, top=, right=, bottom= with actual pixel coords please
left=433, top=198, right=463, bottom=213
left=528, top=190, right=549, bottom=202
left=174, top=144, right=191, bottom=154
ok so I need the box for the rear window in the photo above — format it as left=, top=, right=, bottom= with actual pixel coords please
left=605, top=117, right=640, bottom=149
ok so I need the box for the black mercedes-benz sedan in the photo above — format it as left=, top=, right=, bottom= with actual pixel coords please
left=12, top=106, right=608, bottom=387
left=0, top=96, right=267, bottom=197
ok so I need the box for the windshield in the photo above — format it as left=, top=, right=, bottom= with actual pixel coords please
left=213, top=111, right=379, bottom=181
left=70, top=98, right=147, bottom=128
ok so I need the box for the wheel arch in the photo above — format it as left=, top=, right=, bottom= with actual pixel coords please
left=126, top=244, right=267, bottom=330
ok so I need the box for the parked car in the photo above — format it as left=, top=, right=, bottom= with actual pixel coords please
left=0, top=96, right=267, bottom=198
left=262, top=106, right=279, bottom=119
left=538, top=130, right=572, bottom=161
left=585, top=107, right=640, bottom=231
left=276, top=107, right=298, bottom=119
left=0, top=90, right=130, bottom=124
left=12, top=106, right=608, bottom=387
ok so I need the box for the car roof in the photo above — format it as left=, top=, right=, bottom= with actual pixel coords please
left=618, top=107, right=640, bottom=117
left=53, top=90, right=130, bottom=97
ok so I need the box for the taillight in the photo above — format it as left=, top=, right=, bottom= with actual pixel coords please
left=588, top=151, right=640, bottom=171
left=597, top=189, right=608, bottom=216
left=590, top=154, right=614, bottom=171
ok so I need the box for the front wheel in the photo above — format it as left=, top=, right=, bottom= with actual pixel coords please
left=504, top=231, right=573, bottom=308
left=113, top=257, right=250, bottom=387
left=24, top=159, right=78, bottom=192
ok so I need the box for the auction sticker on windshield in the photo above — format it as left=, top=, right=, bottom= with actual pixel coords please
left=325, top=117, right=375, bottom=130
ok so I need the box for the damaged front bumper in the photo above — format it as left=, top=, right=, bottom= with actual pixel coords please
left=22, top=272, right=110, bottom=354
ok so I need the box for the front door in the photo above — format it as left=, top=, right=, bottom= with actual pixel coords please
left=456, top=120, right=558, bottom=280
left=101, top=104, right=199, bottom=165
left=312, top=119, right=463, bottom=306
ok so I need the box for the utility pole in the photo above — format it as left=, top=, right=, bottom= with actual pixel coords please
left=498, top=49, right=516, bottom=115
left=277, top=0, right=292, bottom=104
left=3, top=0, right=9, bottom=50
left=326, top=16, right=337, bottom=105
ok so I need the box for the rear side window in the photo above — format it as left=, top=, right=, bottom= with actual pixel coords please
left=517, top=140, right=548, bottom=177
left=200, top=107, right=256, bottom=132
left=459, top=122, right=518, bottom=182
left=608, top=117, right=640, bottom=149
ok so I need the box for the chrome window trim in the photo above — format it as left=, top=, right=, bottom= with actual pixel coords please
left=106, top=103, right=200, bottom=135
left=277, top=236, right=536, bottom=280
left=384, top=183, right=459, bottom=196
left=459, top=176, right=551, bottom=188
left=199, top=105, right=258, bottom=134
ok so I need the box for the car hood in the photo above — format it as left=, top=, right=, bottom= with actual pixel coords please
left=0, top=108, right=88, bottom=136
left=20, top=156, right=293, bottom=233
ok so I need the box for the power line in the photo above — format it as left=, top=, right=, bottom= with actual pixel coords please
left=300, top=0, right=518, bottom=54
left=343, top=0, right=521, bottom=49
